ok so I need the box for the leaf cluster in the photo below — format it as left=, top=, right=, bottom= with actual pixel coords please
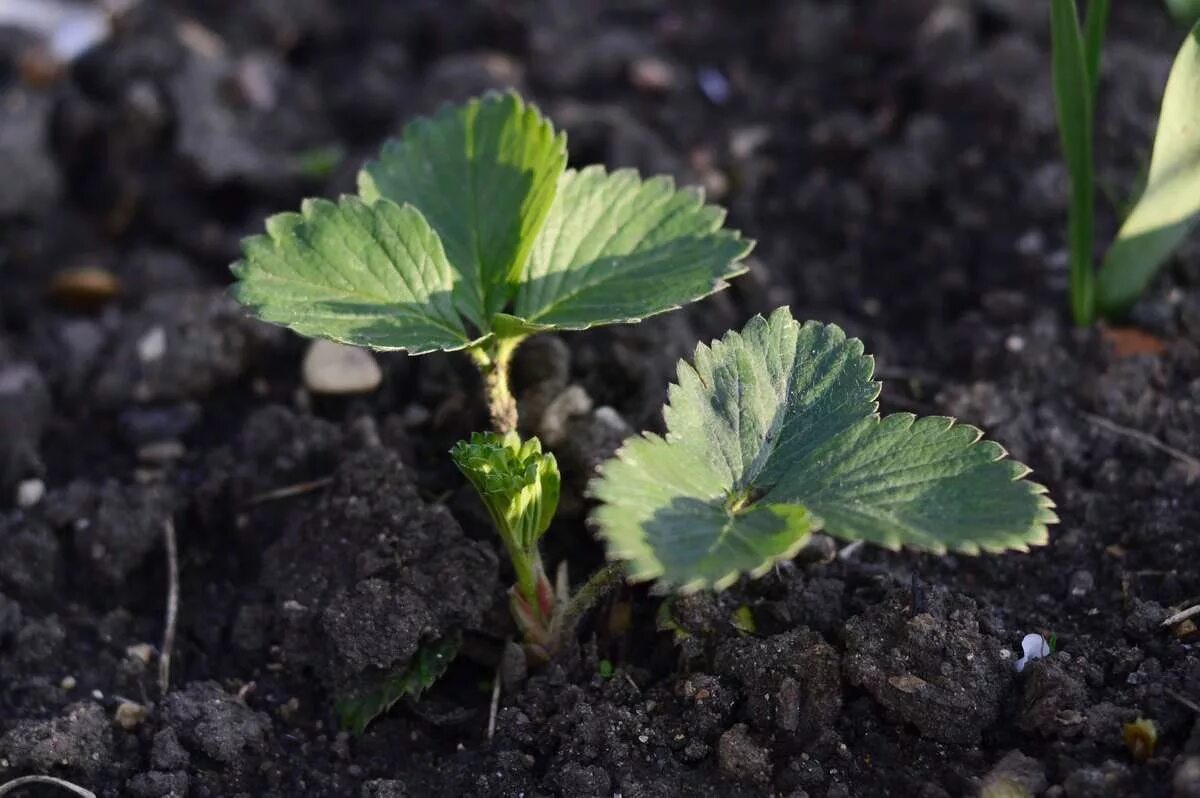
left=451, top=431, right=560, bottom=560
left=231, top=92, right=751, bottom=354
left=1052, top=1, right=1200, bottom=321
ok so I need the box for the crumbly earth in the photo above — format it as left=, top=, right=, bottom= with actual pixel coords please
left=1, top=1, right=1198, bottom=796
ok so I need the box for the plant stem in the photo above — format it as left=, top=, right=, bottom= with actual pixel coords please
left=468, top=338, right=523, bottom=434
left=559, top=562, right=625, bottom=643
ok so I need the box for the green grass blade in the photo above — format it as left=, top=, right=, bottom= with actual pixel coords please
left=1050, top=0, right=1096, bottom=326
left=1097, top=21, right=1200, bottom=315
left=1083, top=0, right=1110, bottom=102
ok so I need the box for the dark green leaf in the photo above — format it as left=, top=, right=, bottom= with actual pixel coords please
left=1051, top=0, right=1097, bottom=325
left=1083, top=0, right=1110, bottom=102
left=337, top=632, right=462, bottom=736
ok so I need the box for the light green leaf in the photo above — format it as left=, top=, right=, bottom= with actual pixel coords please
left=336, top=631, right=461, bottom=736
left=359, top=92, right=567, bottom=329
left=1097, top=21, right=1200, bottom=314
left=231, top=196, right=476, bottom=353
left=450, top=431, right=560, bottom=552
left=513, top=166, right=752, bottom=329
left=590, top=308, right=1056, bottom=592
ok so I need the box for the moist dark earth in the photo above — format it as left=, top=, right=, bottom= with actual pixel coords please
left=1, top=0, right=1198, bottom=796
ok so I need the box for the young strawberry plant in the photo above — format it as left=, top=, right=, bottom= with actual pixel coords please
left=231, top=92, right=1056, bottom=729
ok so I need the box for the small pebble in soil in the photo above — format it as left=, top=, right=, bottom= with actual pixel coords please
left=629, top=56, right=676, bottom=92
left=15, top=477, right=45, bottom=508
left=1174, top=757, right=1200, bottom=798
left=1068, top=570, right=1094, bottom=599
left=1015, top=633, right=1049, bottom=672
left=980, top=749, right=1047, bottom=797
left=126, top=643, right=154, bottom=664
left=47, top=265, right=122, bottom=311
left=137, top=440, right=185, bottom=463
left=114, top=700, right=148, bottom=730
left=302, top=339, right=383, bottom=395
left=537, top=384, right=593, bottom=446
left=696, top=67, right=731, bottom=104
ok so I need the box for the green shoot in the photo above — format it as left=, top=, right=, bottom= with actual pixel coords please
left=450, top=432, right=561, bottom=654
left=1051, top=0, right=1101, bottom=325
left=1052, top=3, right=1200, bottom=320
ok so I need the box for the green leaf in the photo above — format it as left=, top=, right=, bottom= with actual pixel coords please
left=590, top=308, right=1056, bottom=592
left=450, top=431, right=560, bottom=551
left=359, top=92, right=567, bottom=329
left=231, top=197, right=476, bottom=353
left=1050, top=0, right=1097, bottom=325
left=450, top=431, right=560, bottom=602
left=337, top=631, right=461, bottom=736
left=513, top=166, right=752, bottom=329
left=1166, top=0, right=1200, bottom=25
left=1083, top=0, right=1110, bottom=104
left=233, top=93, right=753, bottom=351
left=1097, top=21, right=1200, bottom=314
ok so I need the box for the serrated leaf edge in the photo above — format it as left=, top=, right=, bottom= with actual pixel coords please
left=587, top=309, right=1058, bottom=592
left=515, top=165, right=755, bottom=331
left=230, top=195, right=492, bottom=354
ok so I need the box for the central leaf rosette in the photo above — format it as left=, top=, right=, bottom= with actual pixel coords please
left=450, top=431, right=560, bottom=565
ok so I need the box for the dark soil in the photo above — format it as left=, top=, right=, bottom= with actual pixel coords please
left=1, top=1, right=1198, bottom=796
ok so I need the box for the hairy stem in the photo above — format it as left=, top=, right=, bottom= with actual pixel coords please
left=559, top=562, right=625, bottom=643
left=468, top=338, right=523, bottom=434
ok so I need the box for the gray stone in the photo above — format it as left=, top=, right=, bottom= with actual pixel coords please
left=0, top=89, right=61, bottom=216
left=981, top=749, right=1047, bottom=796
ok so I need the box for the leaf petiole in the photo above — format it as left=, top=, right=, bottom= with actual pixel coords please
left=467, top=333, right=526, bottom=435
